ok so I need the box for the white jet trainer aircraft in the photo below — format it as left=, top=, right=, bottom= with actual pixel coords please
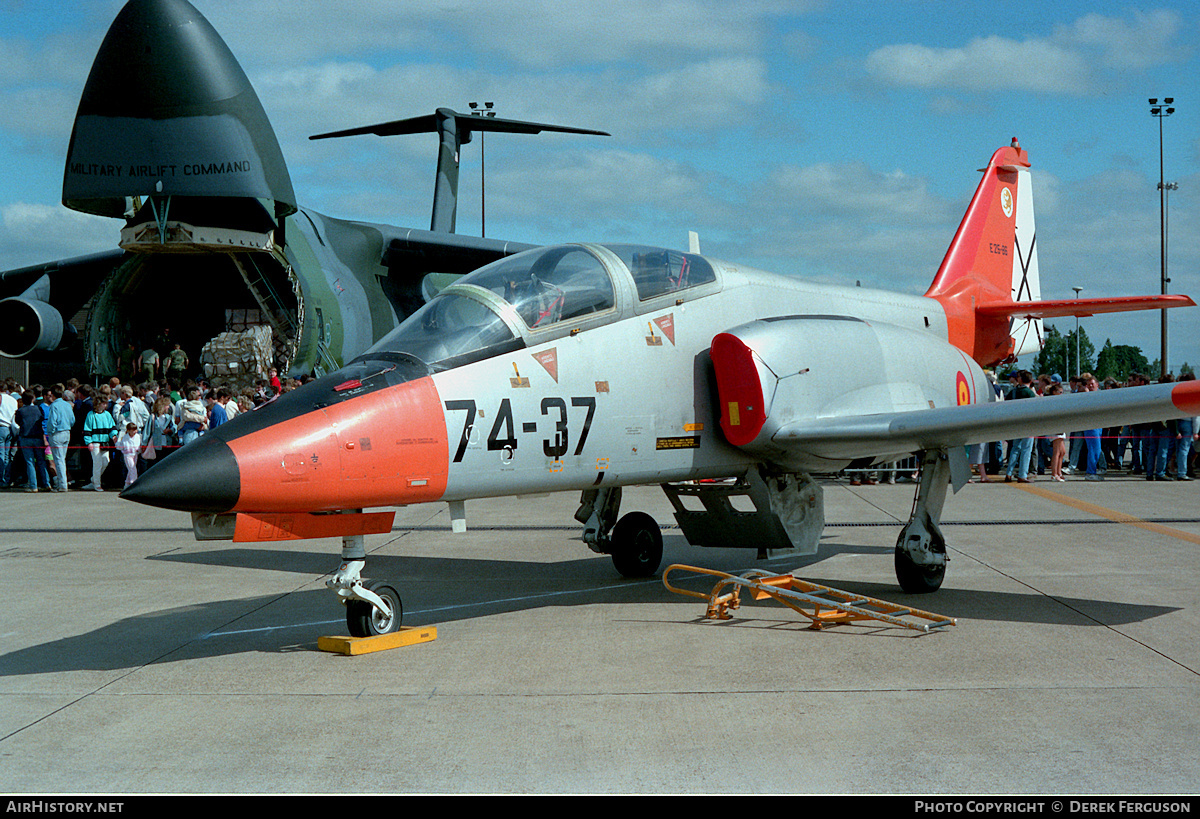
left=125, top=138, right=1199, bottom=637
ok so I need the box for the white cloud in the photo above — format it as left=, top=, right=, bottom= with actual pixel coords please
left=1054, top=9, right=1184, bottom=70
left=865, top=9, right=1186, bottom=95
left=866, top=37, right=1091, bottom=94
left=0, top=203, right=117, bottom=269
left=768, top=162, right=952, bottom=223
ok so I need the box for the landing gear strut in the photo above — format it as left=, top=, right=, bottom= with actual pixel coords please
left=894, top=449, right=951, bottom=593
left=327, top=533, right=404, bottom=637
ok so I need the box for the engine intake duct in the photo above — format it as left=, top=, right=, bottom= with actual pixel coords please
left=0, top=298, right=70, bottom=358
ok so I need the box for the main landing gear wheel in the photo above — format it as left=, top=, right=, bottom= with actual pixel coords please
left=346, top=580, right=403, bottom=637
left=609, top=512, right=663, bottom=578
left=894, top=546, right=946, bottom=594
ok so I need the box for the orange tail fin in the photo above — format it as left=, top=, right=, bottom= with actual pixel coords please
left=928, top=139, right=1194, bottom=367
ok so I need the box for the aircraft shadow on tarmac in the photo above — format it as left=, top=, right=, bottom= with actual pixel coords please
left=0, top=534, right=1177, bottom=677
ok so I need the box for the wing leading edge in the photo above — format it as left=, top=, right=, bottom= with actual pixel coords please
left=773, top=380, right=1200, bottom=462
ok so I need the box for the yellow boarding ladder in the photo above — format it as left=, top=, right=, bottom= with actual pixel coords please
left=662, top=565, right=957, bottom=633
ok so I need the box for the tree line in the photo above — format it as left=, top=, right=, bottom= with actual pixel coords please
left=1023, top=325, right=1193, bottom=382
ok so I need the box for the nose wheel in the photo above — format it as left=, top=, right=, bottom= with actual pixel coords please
left=327, top=538, right=405, bottom=638
left=345, top=580, right=403, bottom=637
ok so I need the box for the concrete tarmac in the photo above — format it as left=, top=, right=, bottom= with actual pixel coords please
left=1, top=473, right=1198, bottom=794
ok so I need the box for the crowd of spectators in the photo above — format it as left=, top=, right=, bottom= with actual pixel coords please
left=843, top=370, right=1197, bottom=486
left=989, top=369, right=1197, bottom=484
left=1, top=365, right=302, bottom=492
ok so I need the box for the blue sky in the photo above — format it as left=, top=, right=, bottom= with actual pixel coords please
left=1, top=0, right=1197, bottom=372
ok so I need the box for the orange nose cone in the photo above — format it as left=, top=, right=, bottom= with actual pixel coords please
left=231, top=376, right=449, bottom=512
left=123, top=373, right=450, bottom=514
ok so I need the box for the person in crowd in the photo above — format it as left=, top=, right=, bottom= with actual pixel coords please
left=969, top=443, right=990, bottom=482
left=145, top=397, right=177, bottom=465
left=178, top=386, right=207, bottom=447
left=165, top=343, right=188, bottom=383
left=0, top=384, right=17, bottom=489
left=44, top=386, right=74, bottom=492
left=1005, top=371, right=1038, bottom=483
left=1127, top=372, right=1152, bottom=475
left=1101, top=379, right=1124, bottom=470
left=116, top=422, right=142, bottom=489
left=82, top=395, right=118, bottom=491
left=116, top=385, right=150, bottom=437
left=118, top=343, right=137, bottom=383
left=1175, top=373, right=1197, bottom=481
left=138, top=345, right=160, bottom=382
left=1147, top=374, right=1175, bottom=480
left=220, top=387, right=240, bottom=421
left=1045, top=382, right=1069, bottom=481
left=207, top=390, right=229, bottom=429
left=1080, top=374, right=1104, bottom=481
left=14, top=391, right=50, bottom=492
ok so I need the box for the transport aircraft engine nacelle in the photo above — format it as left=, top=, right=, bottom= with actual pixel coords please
left=710, top=316, right=992, bottom=466
left=0, top=297, right=67, bottom=357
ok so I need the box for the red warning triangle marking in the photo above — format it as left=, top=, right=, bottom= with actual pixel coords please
left=653, top=313, right=675, bottom=345
left=532, top=348, right=558, bottom=382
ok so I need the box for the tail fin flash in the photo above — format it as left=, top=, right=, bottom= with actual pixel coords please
left=927, top=139, right=1194, bottom=367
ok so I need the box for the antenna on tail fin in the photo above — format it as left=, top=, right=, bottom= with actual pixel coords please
left=311, top=108, right=609, bottom=234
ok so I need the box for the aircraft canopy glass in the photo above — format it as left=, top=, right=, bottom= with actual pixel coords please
left=359, top=244, right=616, bottom=372
left=360, top=292, right=520, bottom=372
left=462, top=245, right=616, bottom=328
left=603, top=244, right=716, bottom=301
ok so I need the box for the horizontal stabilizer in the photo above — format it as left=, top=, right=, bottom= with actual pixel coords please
left=310, top=107, right=609, bottom=142
left=978, top=294, right=1195, bottom=320
left=774, top=380, right=1200, bottom=462
left=310, top=107, right=608, bottom=233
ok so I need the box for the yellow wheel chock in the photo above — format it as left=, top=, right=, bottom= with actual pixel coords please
left=662, top=564, right=956, bottom=633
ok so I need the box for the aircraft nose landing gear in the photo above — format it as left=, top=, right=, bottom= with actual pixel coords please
left=327, top=537, right=404, bottom=637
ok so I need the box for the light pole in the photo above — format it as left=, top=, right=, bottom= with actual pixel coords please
left=1150, top=97, right=1175, bottom=377
left=469, top=101, right=496, bottom=236
left=1072, top=286, right=1083, bottom=377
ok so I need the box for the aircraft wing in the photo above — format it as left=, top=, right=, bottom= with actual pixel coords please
left=773, top=380, right=1200, bottom=462
left=381, top=229, right=536, bottom=274
left=0, top=249, right=126, bottom=296
left=0, top=250, right=128, bottom=357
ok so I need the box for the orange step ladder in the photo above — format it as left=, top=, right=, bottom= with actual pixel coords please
left=662, top=565, right=957, bottom=633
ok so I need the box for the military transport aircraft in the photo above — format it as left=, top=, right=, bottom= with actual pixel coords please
left=0, top=0, right=604, bottom=377
left=123, top=131, right=1200, bottom=637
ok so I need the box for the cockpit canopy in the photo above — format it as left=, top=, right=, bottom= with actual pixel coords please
left=357, top=243, right=716, bottom=373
